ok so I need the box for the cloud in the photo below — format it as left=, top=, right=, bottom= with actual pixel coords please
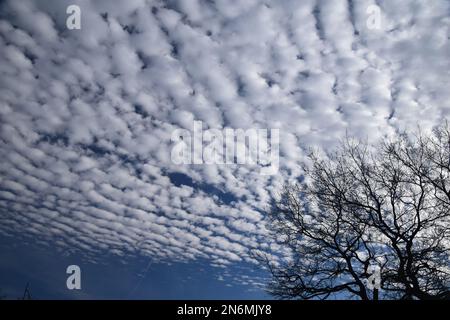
left=0, top=0, right=448, bottom=287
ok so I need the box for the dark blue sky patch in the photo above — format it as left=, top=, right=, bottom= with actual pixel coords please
left=0, top=233, right=269, bottom=299
left=168, top=172, right=238, bottom=205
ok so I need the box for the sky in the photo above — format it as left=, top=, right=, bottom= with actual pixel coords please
left=0, top=0, right=449, bottom=299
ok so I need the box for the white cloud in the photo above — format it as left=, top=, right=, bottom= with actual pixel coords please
left=0, top=0, right=448, bottom=287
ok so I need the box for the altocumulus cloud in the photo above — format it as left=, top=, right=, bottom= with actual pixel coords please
left=0, top=0, right=449, bottom=288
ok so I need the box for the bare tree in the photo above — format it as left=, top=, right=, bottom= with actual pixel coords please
left=262, top=124, right=450, bottom=300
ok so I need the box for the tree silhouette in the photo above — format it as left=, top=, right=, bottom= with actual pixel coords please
left=261, top=124, right=450, bottom=300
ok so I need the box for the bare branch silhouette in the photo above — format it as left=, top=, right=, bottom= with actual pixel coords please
left=261, top=123, right=450, bottom=300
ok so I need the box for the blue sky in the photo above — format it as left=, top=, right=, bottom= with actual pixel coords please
left=0, top=0, right=449, bottom=299
left=0, top=232, right=269, bottom=299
